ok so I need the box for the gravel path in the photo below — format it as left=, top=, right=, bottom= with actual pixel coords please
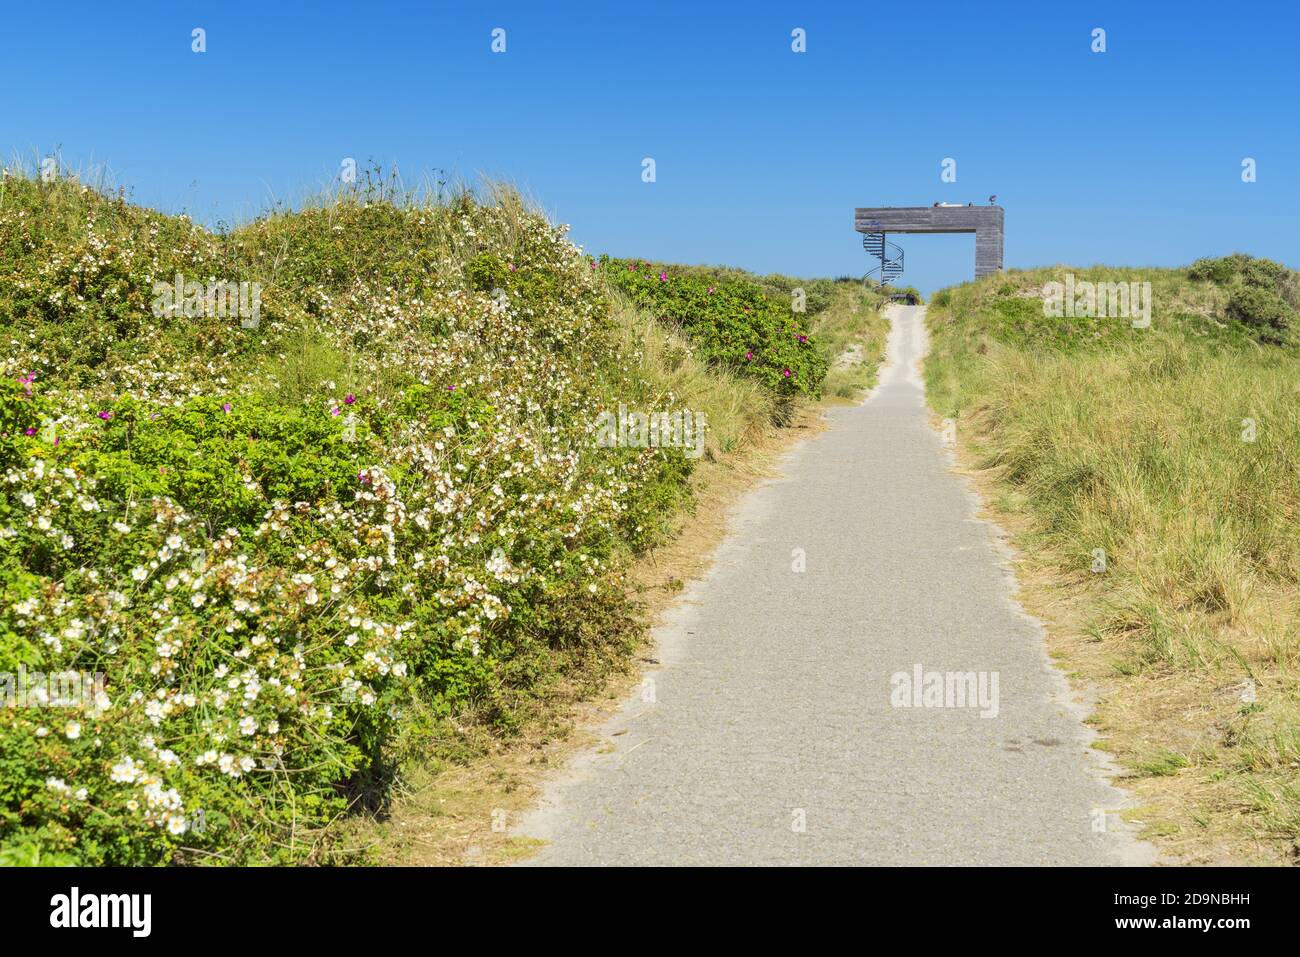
left=514, top=305, right=1154, bottom=866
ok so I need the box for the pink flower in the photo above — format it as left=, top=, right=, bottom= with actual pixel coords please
left=222, top=403, right=232, bottom=413
left=745, top=351, right=754, bottom=361
left=331, top=407, right=341, bottom=417
left=357, top=471, right=370, bottom=484
left=782, top=368, right=792, bottom=378
left=447, top=385, right=457, bottom=392
left=707, top=287, right=714, bottom=295
left=97, top=411, right=112, bottom=420
left=508, top=263, right=517, bottom=271
left=344, top=394, right=355, bottom=405
left=23, top=427, right=36, bottom=436
left=658, top=272, right=668, bottom=282
left=797, top=334, right=807, bottom=343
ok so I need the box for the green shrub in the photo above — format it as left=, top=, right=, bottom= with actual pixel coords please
left=1186, top=253, right=1299, bottom=343
left=598, top=257, right=829, bottom=399
left=1226, top=286, right=1295, bottom=342
left=1187, top=256, right=1240, bottom=285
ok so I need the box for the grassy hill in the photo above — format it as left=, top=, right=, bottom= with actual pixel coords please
left=0, top=169, right=887, bottom=864
left=926, top=261, right=1300, bottom=862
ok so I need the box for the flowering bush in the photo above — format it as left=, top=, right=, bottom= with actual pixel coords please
left=0, top=175, right=696, bottom=864
left=597, top=257, right=829, bottom=399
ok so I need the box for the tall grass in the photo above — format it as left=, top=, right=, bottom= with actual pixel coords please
left=606, top=304, right=774, bottom=456
left=927, top=265, right=1300, bottom=861
left=811, top=284, right=891, bottom=398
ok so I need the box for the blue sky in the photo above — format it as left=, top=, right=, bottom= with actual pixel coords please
left=3, top=1, right=1297, bottom=293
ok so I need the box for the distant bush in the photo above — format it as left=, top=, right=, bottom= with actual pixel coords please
left=1187, top=254, right=1299, bottom=342
left=1239, top=257, right=1291, bottom=291
left=1187, top=256, right=1240, bottom=285
left=1226, top=286, right=1295, bottom=342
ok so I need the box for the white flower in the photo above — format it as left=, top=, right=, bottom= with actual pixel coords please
left=64, top=721, right=81, bottom=740
left=20, top=492, right=36, bottom=508
left=111, top=756, right=142, bottom=783
left=131, top=566, right=148, bottom=582
left=112, top=521, right=132, bottom=533
left=239, top=715, right=257, bottom=736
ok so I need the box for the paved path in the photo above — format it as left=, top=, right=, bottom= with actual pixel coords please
left=515, top=306, right=1154, bottom=866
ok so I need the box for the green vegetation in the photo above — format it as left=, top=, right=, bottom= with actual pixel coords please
left=598, top=257, right=829, bottom=402
left=926, top=259, right=1300, bottom=861
left=1188, top=252, right=1299, bottom=345
left=0, top=168, right=885, bottom=864
left=599, top=260, right=894, bottom=403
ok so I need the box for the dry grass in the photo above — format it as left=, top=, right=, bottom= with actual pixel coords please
left=607, top=302, right=776, bottom=456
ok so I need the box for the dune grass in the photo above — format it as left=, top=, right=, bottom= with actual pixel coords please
left=926, top=264, right=1300, bottom=862
left=811, top=284, right=893, bottom=399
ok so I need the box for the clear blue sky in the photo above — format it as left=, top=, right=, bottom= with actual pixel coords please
left=3, top=1, right=1297, bottom=293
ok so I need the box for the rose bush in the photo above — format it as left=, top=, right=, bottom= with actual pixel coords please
left=597, top=257, right=829, bottom=400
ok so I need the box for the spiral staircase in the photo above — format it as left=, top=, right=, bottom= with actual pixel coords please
left=862, top=231, right=904, bottom=285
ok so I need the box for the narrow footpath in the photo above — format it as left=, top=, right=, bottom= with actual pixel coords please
left=515, top=306, right=1155, bottom=866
